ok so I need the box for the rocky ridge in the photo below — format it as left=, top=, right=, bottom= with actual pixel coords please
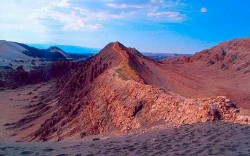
left=7, top=41, right=249, bottom=141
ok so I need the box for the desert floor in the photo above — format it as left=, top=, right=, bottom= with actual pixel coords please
left=0, top=83, right=249, bottom=156
left=0, top=121, right=249, bottom=156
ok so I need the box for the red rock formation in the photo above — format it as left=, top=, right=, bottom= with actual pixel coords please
left=9, top=40, right=250, bottom=142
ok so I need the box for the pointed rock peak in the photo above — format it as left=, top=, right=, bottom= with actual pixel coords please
left=112, top=42, right=142, bottom=55
left=114, top=41, right=122, bottom=44
left=101, top=41, right=125, bottom=49
left=99, top=41, right=145, bottom=60
left=112, top=41, right=127, bottom=50
left=99, top=41, right=128, bottom=54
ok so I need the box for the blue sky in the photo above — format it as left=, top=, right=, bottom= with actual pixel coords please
left=0, top=0, right=250, bottom=54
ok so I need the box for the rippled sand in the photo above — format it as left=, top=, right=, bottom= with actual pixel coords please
left=0, top=121, right=249, bottom=156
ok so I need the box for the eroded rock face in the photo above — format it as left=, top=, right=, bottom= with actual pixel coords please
left=10, top=41, right=249, bottom=142
left=30, top=70, right=243, bottom=141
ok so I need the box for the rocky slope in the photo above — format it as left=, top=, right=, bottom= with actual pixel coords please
left=6, top=41, right=249, bottom=142
left=164, top=38, right=250, bottom=72
left=160, top=38, right=250, bottom=111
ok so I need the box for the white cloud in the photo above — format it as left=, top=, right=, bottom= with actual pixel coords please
left=48, top=0, right=71, bottom=8
left=147, top=11, right=185, bottom=22
left=107, top=3, right=129, bottom=8
left=0, top=0, right=189, bottom=44
left=94, top=12, right=123, bottom=20
left=107, top=3, right=145, bottom=9
left=86, top=24, right=103, bottom=30
left=200, top=7, right=207, bottom=13
left=0, top=0, right=51, bottom=42
left=63, top=21, right=103, bottom=31
left=62, top=13, right=84, bottom=30
left=29, top=0, right=187, bottom=31
left=30, top=0, right=107, bottom=31
left=146, top=0, right=186, bottom=22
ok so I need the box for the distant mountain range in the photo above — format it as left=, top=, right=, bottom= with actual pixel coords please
left=0, top=40, right=193, bottom=88
left=0, top=40, right=191, bottom=73
left=0, top=40, right=94, bottom=85
left=29, top=44, right=100, bottom=54
left=29, top=43, right=192, bottom=60
left=143, top=52, right=192, bottom=60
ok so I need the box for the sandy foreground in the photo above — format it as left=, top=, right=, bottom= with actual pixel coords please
left=0, top=83, right=249, bottom=156
left=0, top=121, right=249, bottom=156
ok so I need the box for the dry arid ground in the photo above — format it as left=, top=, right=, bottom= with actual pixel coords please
left=0, top=82, right=250, bottom=156
left=0, top=82, right=54, bottom=141
left=0, top=122, right=250, bottom=156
